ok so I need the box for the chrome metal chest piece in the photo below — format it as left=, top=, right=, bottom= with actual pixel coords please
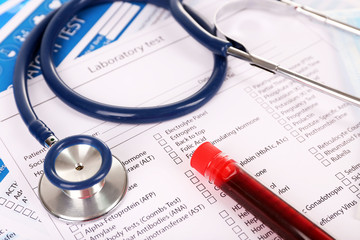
left=38, top=136, right=128, bottom=221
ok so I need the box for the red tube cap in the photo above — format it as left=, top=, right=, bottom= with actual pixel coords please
left=191, top=142, right=222, bottom=176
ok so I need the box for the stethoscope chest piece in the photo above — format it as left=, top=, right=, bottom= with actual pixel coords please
left=38, top=135, right=127, bottom=221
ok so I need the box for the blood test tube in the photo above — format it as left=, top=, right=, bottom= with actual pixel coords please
left=190, top=142, right=334, bottom=240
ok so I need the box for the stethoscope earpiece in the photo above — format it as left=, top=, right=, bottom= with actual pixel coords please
left=38, top=135, right=127, bottom=221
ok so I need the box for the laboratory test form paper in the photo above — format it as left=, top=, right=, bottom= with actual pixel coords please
left=1, top=1, right=360, bottom=239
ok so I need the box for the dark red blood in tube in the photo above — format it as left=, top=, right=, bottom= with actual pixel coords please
left=191, top=142, right=334, bottom=240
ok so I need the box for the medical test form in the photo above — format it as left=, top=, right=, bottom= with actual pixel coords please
left=1, top=0, right=360, bottom=239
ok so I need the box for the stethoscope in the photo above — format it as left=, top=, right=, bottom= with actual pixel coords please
left=12, top=0, right=360, bottom=222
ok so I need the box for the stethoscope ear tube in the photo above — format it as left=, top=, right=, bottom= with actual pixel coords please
left=213, top=0, right=360, bottom=108
left=12, top=11, right=58, bottom=147
left=169, top=0, right=232, bottom=57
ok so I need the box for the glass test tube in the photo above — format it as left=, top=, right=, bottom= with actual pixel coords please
left=190, top=142, right=334, bottom=240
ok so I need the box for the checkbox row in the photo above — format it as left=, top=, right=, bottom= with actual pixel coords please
left=0, top=198, right=37, bottom=218
left=153, top=133, right=167, bottom=146
left=168, top=151, right=182, bottom=165
left=276, top=118, right=294, bottom=131
left=219, top=210, right=247, bottom=238
left=219, top=211, right=236, bottom=226
left=308, top=149, right=327, bottom=162
left=335, top=175, right=360, bottom=188
left=186, top=172, right=217, bottom=204
left=334, top=174, right=360, bottom=194
left=153, top=133, right=183, bottom=165
left=257, top=101, right=276, bottom=114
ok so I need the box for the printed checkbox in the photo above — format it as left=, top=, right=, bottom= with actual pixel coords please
left=239, top=233, right=249, bottom=240
left=308, top=147, right=317, bottom=154
left=291, top=130, right=299, bottom=137
left=190, top=176, right=200, bottom=184
left=250, top=92, right=258, bottom=98
left=266, top=107, right=274, bottom=113
left=173, top=157, right=183, bottom=165
left=14, top=205, right=24, bottom=213
left=284, top=124, right=292, bottom=130
left=244, top=87, right=252, bottom=93
left=272, top=113, right=281, bottom=119
left=169, top=151, right=178, bottom=159
left=196, top=184, right=206, bottom=191
left=184, top=170, right=194, bottom=178
left=342, top=178, right=351, bottom=186
left=207, top=196, right=217, bottom=204
left=232, top=225, right=242, bottom=234
left=5, top=201, right=14, bottom=209
left=278, top=119, right=286, bottom=125
left=70, top=225, right=79, bottom=233
left=75, top=232, right=84, bottom=240
left=321, top=160, right=331, bottom=167
left=202, top=190, right=211, bottom=198
left=296, top=136, right=305, bottom=143
left=23, top=208, right=32, bottom=216
left=153, top=133, right=162, bottom=140
left=256, top=98, right=264, bottom=103
left=30, top=212, right=38, bottom=220
left=349, top=185, right=359, bottom=193
left=315, top=153, right=324, bottom=160
left=261, top=103, right=269, bottom=109
left=219, top=210, right=229, bottom=218
left=226, top=217, right=235, bottom=226
left=164, top=145, right=173, bottom=152
left=0, top=197, right=6, bottom=205
left=357, top=193, right=360, bottom=199
left=335, top=172, right=345, bottom=180
left=158, top=139, right=167, bottom=146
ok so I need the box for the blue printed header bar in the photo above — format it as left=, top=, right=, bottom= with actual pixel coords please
left=0, top=158, right=9, bottom=182
left=0, top=0, right=148, bottom=92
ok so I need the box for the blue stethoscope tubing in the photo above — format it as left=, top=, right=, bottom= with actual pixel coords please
left=12, top=1, right=246, bottom=218
left=13, top=0, right=232, bottom=148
